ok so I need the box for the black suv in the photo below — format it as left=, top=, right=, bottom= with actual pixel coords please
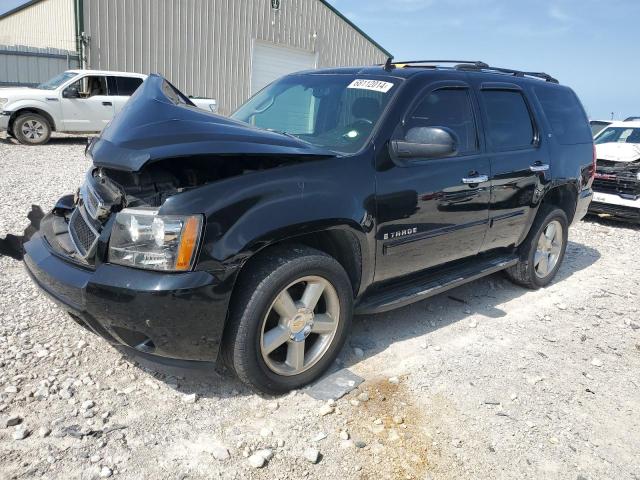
left=24, top=61, right=595, bottom=393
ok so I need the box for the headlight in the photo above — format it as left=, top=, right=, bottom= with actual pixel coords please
left=108, top=208, right=203, bottom=272
left=0, top=98, right=8, bottom=109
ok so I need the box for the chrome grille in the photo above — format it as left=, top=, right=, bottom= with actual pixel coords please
left=84, top=185, right=100, bottom=219
left=68, top=207, right=99, bottom=258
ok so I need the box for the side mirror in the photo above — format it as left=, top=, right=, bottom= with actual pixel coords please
left=62, top=86, right=80, bottom=98
left=389, top=126, right=458, bottom=162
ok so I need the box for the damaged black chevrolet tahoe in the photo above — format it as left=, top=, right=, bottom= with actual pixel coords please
left=24, top=61, right=595, bottom=394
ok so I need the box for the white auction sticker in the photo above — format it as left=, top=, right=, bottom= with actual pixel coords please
left=347, top=79, right=394, bottom=93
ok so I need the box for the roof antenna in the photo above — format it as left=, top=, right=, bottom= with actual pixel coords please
left=384, top=56, right=394, bottom=71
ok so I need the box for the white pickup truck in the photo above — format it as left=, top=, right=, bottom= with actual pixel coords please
left=0, top=70, right=217, bottom=145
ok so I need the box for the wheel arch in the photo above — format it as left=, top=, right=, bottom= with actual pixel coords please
left=9, top=107, right=57, bottom=132
left=236, top=227, right=364, bottom=298
left=541, top=182, right=579, bottom=224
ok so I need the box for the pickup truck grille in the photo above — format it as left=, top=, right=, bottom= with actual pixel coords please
left=68, top=207, right=99, bottom=258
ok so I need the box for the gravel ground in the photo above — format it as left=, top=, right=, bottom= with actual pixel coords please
left=1, top=134, right=639, bottom=480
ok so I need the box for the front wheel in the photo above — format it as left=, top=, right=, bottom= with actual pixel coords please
left=13, top=113, right=52, bottom=145
left=222, top=245, right=353, bottom=394
left=505, top=205, right=569, bottom=289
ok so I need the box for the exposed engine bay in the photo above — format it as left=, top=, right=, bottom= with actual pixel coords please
left=97, top=154, right=319, bottom=208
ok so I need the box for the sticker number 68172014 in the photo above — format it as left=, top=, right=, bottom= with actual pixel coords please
left=347, top=79, right=394, bottom=93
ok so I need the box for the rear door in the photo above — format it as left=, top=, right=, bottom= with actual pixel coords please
left=107, top=76, right=144, bottom=115
left=60, top=75, right=114, bottom=132
left=374, top=81, right=491, bottom=282
left=473, top=83, right=547, bottom=250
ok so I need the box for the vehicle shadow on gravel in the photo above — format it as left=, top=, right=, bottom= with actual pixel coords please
left=342, top=239, right=602, bottom=369
left=0, top=135, right=89, bottom=146
left=111, top=345, right=252, bottom=400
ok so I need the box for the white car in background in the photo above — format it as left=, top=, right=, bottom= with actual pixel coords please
left=590, top=121, right=640, bottom=222
left=589, top=119, right=612, bottom=137
left=0, top=70, right=217, bottom=145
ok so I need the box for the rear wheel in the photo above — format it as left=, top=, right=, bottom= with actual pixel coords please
left=505, top=205, right=568, bottom=289
left=222, top=245, right=353, bottom=394
left=13, top=113, right=51, bottom=145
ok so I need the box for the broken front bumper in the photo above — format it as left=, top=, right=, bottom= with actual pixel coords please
left=23, top=223, right=234, bottom=362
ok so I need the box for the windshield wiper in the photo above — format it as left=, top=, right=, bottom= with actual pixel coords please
left=266, top=129, right=300, bottom=140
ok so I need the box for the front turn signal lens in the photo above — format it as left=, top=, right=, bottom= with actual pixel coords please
left=175, top=216, right=202, bottom=271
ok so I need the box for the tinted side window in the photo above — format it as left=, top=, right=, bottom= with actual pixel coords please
left=481, top=90, right=534, bottom=150
left=115, top=76, right=143, bottom=96
left=405, top=88, right=478, bottom=154
left=535, top=86, right=592, bottom=144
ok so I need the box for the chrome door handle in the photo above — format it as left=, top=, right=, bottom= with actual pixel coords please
left=530, top=163, right=549, bottom=172
left=462, top=175, right=488, bottom=184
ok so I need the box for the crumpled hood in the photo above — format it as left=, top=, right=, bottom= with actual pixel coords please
left=596, top=142, right=640, bottom=163
left=88, top=74, right=334, bottom=172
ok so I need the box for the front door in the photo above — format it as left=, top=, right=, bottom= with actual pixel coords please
left=374, top=82, right=491, bottom=283
left=472, top=83, right=547, bottom=250
left=60, top=75, right=114, bottom=132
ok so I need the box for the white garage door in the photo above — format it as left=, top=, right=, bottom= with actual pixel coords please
left=251, top=41, right=317, bottom=94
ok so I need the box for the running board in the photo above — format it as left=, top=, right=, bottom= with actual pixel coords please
left=355, top=254, right=519, bottom=315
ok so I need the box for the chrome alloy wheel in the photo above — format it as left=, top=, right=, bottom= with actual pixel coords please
left=21, top=119, right=46, bottom=141
left=534, top=220, right=563, bottom=278
left=260, top=276, right=340, bottom=376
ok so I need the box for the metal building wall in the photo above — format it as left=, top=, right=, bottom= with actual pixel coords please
left=0, top=0, right=76, bottom=51
left=82, top=0, right=388, bottom=115
left=0, top=45, right=80, bottom=86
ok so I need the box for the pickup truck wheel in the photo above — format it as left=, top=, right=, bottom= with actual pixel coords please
left=505, top=205, right=568, bottom=289
left=13, top=113, right=51, bottom=145
left=222, top=245, right=353, bottom=394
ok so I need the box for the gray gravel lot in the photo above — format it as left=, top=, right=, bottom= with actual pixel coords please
left=1, top=134, right=639, bottom=480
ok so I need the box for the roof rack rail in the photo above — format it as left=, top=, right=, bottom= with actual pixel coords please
left=381, top=58, right=558, bottom=83
left=387, top=59, right=490, bottom=68
left=457, top=64, right=559, bottom=83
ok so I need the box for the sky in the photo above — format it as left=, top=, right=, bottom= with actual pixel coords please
left=1, top=0, right=637, bottom=120
left=0, top=0, right=26, bottom=15
left=328, top=0, right=640, bottom=121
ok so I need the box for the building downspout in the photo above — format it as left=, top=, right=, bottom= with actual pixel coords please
left=73, top=0, right=86, bottom=69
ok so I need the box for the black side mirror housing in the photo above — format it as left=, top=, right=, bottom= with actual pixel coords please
left=62, top=86, right=80, bottom=98
left=389, top=126, right=458, bottom=163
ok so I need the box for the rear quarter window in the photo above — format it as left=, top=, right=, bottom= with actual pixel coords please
left=115, top=76, right=144, bottom=96
left=534, top=86, right=592, bottom=144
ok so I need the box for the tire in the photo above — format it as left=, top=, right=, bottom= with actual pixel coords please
left=505, top=205, right=569, bottom=289
left=222, top=244, right=353, bottom=394
left=13, top=113, right=51, bottom=145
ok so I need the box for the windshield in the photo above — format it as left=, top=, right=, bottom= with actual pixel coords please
left=36, top=71, right=77, bottom=90
left=595, top=127, right=640, bottom=145
left=231, top=74, right=400, bottom=154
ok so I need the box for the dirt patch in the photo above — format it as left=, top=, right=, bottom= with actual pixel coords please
left=342, top=376, right=436, bottom=480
